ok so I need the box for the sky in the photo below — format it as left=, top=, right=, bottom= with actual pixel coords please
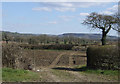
left=2, top=2, right=119, bottom=36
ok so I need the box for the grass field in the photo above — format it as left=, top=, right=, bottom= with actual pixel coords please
left=2, top=68, right=40, bottom=82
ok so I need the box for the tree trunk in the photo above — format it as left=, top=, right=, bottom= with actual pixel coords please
left=101, top=30, right=107, bottom=45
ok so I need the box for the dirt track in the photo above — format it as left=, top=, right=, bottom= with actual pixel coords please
left=35, top=67, right=117, bottom=82
left=34, top=52, right=118, bottom=82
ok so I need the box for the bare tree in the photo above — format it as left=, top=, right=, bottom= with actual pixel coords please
left=83, top=12, right=119, bottom=45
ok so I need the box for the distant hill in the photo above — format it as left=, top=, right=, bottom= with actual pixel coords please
left=1, top=31, right=118, bottom=40
left=59, top=33, right=118, bottom=40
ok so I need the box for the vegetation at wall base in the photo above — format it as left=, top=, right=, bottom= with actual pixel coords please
left=74, top=65, right=118, bottom=76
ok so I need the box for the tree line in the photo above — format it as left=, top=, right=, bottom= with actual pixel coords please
left=2, top=31, right=96, bottom=45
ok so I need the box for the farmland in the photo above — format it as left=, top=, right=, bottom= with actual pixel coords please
left=24, top=49, right=86, bottom=68
left=2, top=31, right=119, bottom=82
left=2, top=46, right=119, bottom=82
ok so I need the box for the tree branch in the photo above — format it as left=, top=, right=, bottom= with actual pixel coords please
left=105, top=25, right=111, bottom=34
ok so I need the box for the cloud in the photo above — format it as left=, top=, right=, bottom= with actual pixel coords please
left=1, top=0, right=119, bottom=2
left=55, top=7, right=75, bottom=12
left=43, top=2, right=108, bottom=8
left=48, top=21, right=57, bottom=24
left=32, top=5, right=76, bottom=12
left=32, top=2, right=108, bottom=12
left=107, top=5, right=118, bottom=12
left=59, top=15, right=75, bottom=18
left=100, top=5, right=118, bottom=15
left=45, top=2, right=73, bottom=7
left=59, top=15, right=75, bottom=21
left=60, top=3, right=73, bottom=7
left=80, top=13, right=89, bottom=16
left=101, top=11, right=113, bottom=15
left=32, top=7, right=51, bottom=11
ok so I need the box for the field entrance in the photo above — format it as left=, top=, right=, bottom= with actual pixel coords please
left=3, top=47, right=118, bottom=82
left=23, top=50, right=116, bottom=82
left=24, top=50, right=87, bottom=69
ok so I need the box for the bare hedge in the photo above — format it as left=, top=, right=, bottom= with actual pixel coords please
left=19, top=44, right=76, bottom=50
left=2, top=44, right=33, bottom=70
left=87, top=45, right=119, bottom=70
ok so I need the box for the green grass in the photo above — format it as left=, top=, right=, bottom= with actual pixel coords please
left=74, top=65, right=118, bottom=76
left=2, top=68, right=40, bottom=82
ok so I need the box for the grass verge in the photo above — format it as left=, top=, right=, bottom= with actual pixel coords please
left=74, top=65, right=118, bottom=76
left=2, top=68, right=40, bottom=82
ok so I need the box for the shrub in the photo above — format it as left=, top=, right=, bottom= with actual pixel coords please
left=87, top=45, right=119, bottom=70
left=2, top=44, right=33, bottom=70
left=2, top=44, right=22, bottom=68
